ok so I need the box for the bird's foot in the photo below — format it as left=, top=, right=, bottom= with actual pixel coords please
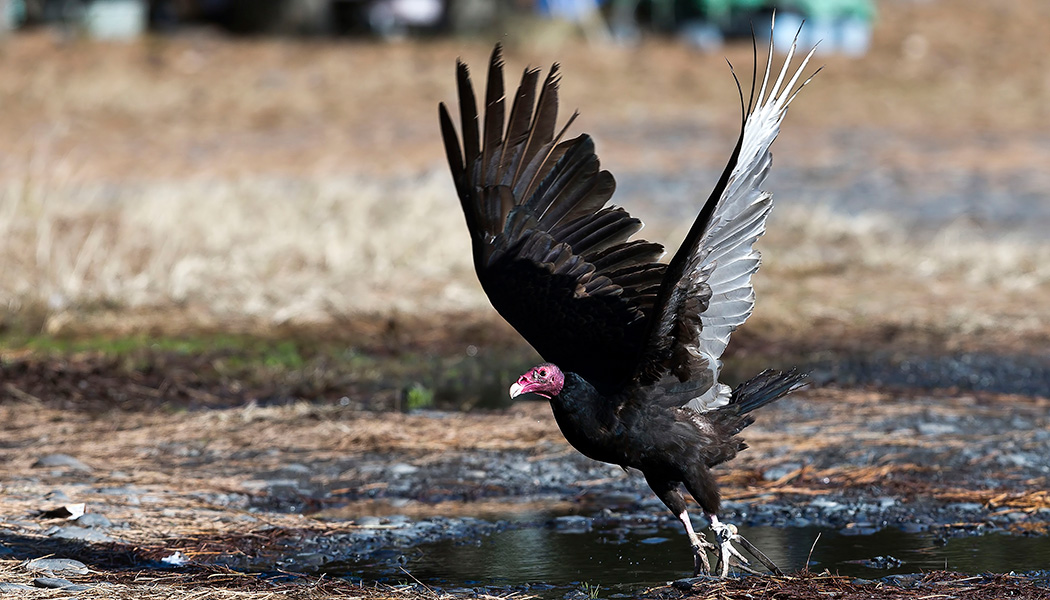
left=710, top=517, right=783, bottom=577
left=690, top=534, right=717, bottom=576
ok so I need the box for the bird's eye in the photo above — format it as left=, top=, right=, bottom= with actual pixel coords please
left=538, top=368, right=547, bottom=378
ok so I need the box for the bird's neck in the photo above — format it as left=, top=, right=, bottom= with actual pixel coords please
left=549, top=372, right=601, bottom=413
left=548, top=373, right=622, bottom=463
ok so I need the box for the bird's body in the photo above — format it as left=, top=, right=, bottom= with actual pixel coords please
left=439, top=25, right=816, bottom=576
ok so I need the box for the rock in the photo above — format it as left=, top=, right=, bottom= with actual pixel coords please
left=876, top=497, right=897, bottom=509
left=45, top=490, right=72, bottom=502
left=840, top=523, right=881, bottom=536
left=32, top=454, right=92, bottom=472
left=283, top=552, right=328, bottom=568
left=672, top=576, right=720, bottom=591
left=899, top=522, right=928, bottom=533
left=389, top=463, right=419, bottom=476
left=862, top=555, right=903, bottom=569
left=48, top=526, right=115, bottom=543
left=945, top=502, right=984, bottom=512
left=552, top=515, right=591, bottom=532
left=355, top=516, right=383, bottom=528
left=75, top=513, right=112, bottom=528
left=882, top=573, right=923, bottom=588
left=0, top=582, right=35, bottom=591
left=26, top=558, right=89, bottom=575
left=33, top=577, right=91, bottom=591
left=809, top=498, right=845, bottom=512
left=279, top=463, right=313, bottom=476
left=916, top=422, right=957, bottom=435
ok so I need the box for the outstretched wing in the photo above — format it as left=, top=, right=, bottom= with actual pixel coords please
left=636, top=24, right=818, bottom=410
left=439, top=46, right=666, bottom=392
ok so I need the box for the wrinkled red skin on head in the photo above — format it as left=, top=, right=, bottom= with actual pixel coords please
left=511, top=363, right=564, bottom=399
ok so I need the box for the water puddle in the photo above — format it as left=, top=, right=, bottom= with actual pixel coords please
left=327, top=518, right=1050, bottom=596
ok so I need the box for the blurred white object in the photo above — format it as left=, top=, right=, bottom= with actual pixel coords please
left=161, top=551, right=189, bottom=566
left=772, top=11, right=871, bottom=57
left=84, top=0, right=146, bottom=40
left=369, top=0, right=442, bottom=36
left=390, top=0, right=442, bottom=25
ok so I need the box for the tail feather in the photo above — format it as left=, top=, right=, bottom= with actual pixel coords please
left=731, top=368, right=807, bottom=415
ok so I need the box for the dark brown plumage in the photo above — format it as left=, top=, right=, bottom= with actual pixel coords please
left=440, top=33, right=816, bottom=576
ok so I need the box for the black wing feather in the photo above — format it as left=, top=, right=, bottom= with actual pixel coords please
left=441, top=45, right=667, bottom=392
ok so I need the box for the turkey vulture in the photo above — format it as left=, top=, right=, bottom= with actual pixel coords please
left=439, top=28, right=816, bottom=576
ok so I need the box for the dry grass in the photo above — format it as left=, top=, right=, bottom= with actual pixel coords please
left=3, top=175, right=1046, bottom=351
left=0, top=171, right=474, bottom=325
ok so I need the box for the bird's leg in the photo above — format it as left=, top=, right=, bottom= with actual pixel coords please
left=708, top=513, right=783, bottom=577
left=645, top=473, right=716, bottom=576
left=676, top=509, right=716, bottom=576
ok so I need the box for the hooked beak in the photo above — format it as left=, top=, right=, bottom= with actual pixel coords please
left=509, top=381, right=524, bottom=398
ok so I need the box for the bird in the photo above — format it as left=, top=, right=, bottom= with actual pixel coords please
left=438, top=26, right=816, bottom=577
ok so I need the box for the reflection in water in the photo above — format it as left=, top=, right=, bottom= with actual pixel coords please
left=336, top=521, right=1050, bottom=593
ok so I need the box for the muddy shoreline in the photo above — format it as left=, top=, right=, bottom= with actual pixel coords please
left=2, top=352, right=1048, bottom=597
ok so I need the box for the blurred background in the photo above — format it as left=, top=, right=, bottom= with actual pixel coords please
left=0, top=0, right=1047, bottom=406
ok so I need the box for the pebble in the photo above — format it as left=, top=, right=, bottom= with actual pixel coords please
left=0, top=582, right=35, bottom=591
left=26, top=558, right=89, bottom=575
left=863, top=555, right=904, bottom=569
left=75, top=513, right=113, bottom=528
left=355, top=516, right=383, bottom=528
left=33, top=577, right=91, bottom=591
left=552, top=515, right=591, bottom=532
left=45, top=490, right=72, bottom=502
left=47, top=525, right=115, bottom=543
left=898, top=522, right=929, bottom=533
left=279, top=463, right=313, bottom=476
left=389, top=463, right=419, bottom=476
left=672, top=576, right=721, bottom=591
left=916, top=422, right=957, bottom=436
left=32, top=454, right=92, bottom=472
left=882, top=573, right=924, bottom=588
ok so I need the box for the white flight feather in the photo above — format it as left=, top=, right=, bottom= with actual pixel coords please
left=687, top=19, right=818, bottom=413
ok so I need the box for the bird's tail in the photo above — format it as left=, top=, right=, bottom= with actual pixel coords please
left=731, top=368, right=807, bottom=415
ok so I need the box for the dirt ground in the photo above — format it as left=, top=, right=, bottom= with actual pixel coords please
left=1, top=352, right=1049, bottom=597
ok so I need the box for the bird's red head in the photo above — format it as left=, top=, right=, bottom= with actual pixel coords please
left=509, top=363, right=564, bottom=399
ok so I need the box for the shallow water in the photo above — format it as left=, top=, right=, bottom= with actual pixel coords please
left=332, top=517, right=1050, bottom=594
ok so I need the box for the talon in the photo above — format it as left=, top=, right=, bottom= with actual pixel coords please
left=691, top=532, right=715, bottom=575
left=708, top=516, right=783, bottom=577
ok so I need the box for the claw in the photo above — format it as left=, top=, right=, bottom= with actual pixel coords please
left=709, top=515, right=783, bottom=577
left=691, top=533, right=716, bottom=575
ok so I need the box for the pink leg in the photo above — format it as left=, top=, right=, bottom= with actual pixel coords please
left=677, top=510, right=713, bottom=575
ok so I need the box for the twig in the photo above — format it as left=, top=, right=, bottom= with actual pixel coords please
left=804, top=531, right=821, bottom=573
left=398, top=565, right=439, bottom=598
left=3, top=383, right=43, bottom=404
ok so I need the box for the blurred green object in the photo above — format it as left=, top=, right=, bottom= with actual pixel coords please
left=699, top=0, right=875, bottom=22
left=2, top=0, right=26, bottom=29
left=612, top=0, right=875, bottom=55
